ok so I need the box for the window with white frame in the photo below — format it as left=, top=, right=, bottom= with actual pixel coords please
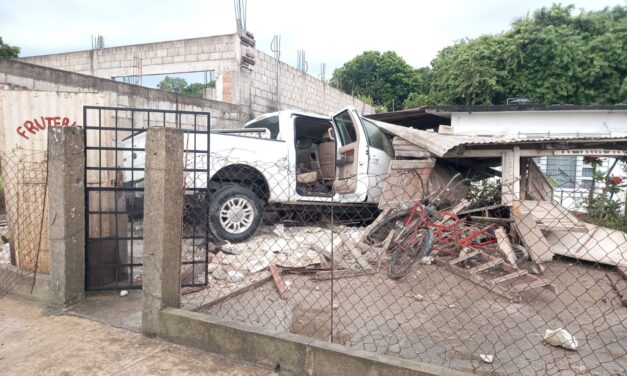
left=546, top=157, right=577, bottom=189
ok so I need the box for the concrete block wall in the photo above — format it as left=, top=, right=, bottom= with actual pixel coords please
left=19, top=33, right=373, bottom=120
left=0, top=60, right=246, bottom=130
left=245, top=48, right=375, bottom=117
left=20, top=34, right=241, bottom=80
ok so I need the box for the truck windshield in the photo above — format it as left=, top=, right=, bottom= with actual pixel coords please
left=244, top=115, right=280, bottom=139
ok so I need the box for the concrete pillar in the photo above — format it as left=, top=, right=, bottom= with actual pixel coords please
left=48, top=126, right=85, bottom=307
left=501, top=147, right=521, bottom=206
left=142, top=127, right=184, bottom=336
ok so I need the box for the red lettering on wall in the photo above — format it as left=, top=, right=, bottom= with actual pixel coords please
left=14, top=116, right=77, bottom=141
left=33, top=118, right=46, bottom=130
left=23, top=121, right=38, bottom=134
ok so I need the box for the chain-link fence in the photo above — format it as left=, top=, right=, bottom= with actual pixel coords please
left=174, top=154, right=627, bottom=376
left=0, top=148, right=49, bottom=297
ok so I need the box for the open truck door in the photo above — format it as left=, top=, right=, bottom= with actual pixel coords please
left=330, top=107, right=369, bottom=200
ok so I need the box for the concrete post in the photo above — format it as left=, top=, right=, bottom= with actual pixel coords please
left=142, top=127, right=184, bottom=336
left=48, top=126, right=85, bottom=307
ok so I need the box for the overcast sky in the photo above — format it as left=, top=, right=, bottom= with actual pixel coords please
left=1, top=0, right=624, bottom=78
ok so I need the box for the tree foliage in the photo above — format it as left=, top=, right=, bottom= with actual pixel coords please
left=157, top=76, right=212, bottom=97
left=415, top=4, right=627, bottom=106
left=330, top=51, right=419, bottom=110
left=335, top=5, right=626, bottom=109
left=0, top=37, right=20, bottom=59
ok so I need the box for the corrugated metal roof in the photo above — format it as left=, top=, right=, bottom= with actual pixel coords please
left=371, top=119, right=627, bottom=157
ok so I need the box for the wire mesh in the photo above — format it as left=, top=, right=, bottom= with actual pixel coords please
left=177, top=154, right=627, bottom=376
left=0, top=148, right=49, bottom=297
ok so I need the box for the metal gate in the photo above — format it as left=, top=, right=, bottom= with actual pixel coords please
left=83, top=106, right=211, bottom=291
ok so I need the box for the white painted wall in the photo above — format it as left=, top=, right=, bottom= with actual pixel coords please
left=450, top=111, right=627, bottom=138
left=446, top=110, right=627, bottom=212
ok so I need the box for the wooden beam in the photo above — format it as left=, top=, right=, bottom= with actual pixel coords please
left=455, top=148, right=627, bottom=158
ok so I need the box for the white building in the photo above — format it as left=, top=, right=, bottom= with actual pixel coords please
left=369, top=104, right=627, bottom=211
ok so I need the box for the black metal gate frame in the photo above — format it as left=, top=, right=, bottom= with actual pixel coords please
left=83, top=106, right=211, bottom=291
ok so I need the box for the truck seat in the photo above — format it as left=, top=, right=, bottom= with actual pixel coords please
left=318, top=141, right=336, bottom=180
left=297, top=171, right=318, bottom=184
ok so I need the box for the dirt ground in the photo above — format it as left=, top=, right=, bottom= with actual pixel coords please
left=0, top=295, right=277, bottom=376
left=200, top=259, right=627, bottom=376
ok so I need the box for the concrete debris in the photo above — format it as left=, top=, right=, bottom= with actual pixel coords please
left=543, top=328, right=578, bottom=351
left=206, top=263, right=218, bottom=273
left=212, top=225, right=376, bottom=283
left=227, top=271, right=245, bottom=283
left=272, top=224, right=285, bottom=237
left=212, top=267, right=228, bottom=280
left=571, top=365, right=587, bottom=374
left=479, top=354, right=494, bottom=364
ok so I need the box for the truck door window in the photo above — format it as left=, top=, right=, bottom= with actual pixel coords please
left=333, top=111, right=357, bottom=145
left=244, top=115, right=280, bottom=139
left=361, top=118, right=394, bottom=156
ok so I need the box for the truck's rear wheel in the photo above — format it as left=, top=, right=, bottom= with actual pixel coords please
left=208, top=185, right=263, bottom=243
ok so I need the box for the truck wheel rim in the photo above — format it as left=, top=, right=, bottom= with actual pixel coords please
left=219, top=197, right=254, bottom=234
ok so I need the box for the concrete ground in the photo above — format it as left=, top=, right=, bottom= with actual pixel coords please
left=0, top=295, right=277, bottom=376
left=200, top=259, right=627, bottom=376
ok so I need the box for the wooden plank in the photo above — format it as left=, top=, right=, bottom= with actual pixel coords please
left=269, top=265, right=287, bottom=299
left=514, top=212, right=554, bottom=263
left=526, top=158, right=554, bottom=202
left=491, top=270, right=528, bottom=284
left=389, top=159, right=435, bottom=170
left=470, top=216, right=513, bottom=223
left=186, top=272, right=273, bottom=312
left=520, top=200, right=586, bottom=232
left=449, top=249, right=480, bottom=264
left=435, top=258, right=518, bottom=301
left=511, top=278, right=553, bottom=293
left=468, top=258, right=504, bottom=274
left=313, top=268, right=376, bottom=280
left=395, top=149, right=432, bottom=158
left=494, top=227, right=518, bottom=267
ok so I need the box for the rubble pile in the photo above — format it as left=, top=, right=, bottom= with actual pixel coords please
left=205, top=224, right=379, bottom=283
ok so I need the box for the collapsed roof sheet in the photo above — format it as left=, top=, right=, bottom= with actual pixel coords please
left=371, top=119, right=627, bottom=158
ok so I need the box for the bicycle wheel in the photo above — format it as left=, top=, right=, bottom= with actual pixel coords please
left=364, top=209, right=410, bottom=246
left=387, top=227, right=434, bottom=280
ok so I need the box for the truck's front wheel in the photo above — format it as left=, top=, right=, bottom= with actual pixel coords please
left=208, top=185, right=263, bottom=243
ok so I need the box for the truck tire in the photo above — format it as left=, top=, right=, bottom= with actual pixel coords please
left=208, top=185, right=263, bottom=243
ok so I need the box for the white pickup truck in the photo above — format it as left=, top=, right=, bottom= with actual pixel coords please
left=124, top=106, right=395, bottom=242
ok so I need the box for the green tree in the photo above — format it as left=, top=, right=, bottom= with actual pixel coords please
left=157, top=76, right=188, bottom=93
left=183, top=82, right=206, bottom=97
left=423, top=5, right=627, bottom=105
left=157, top=77, right=213, bottom=98
left=330, top=51, right=419, bottom=110
left=0, top=37, right=20, bottom=59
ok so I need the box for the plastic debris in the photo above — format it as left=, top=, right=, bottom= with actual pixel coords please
left=543, top=328, right=578, bottom=350
left=119, top=290, right=128, bottom=297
